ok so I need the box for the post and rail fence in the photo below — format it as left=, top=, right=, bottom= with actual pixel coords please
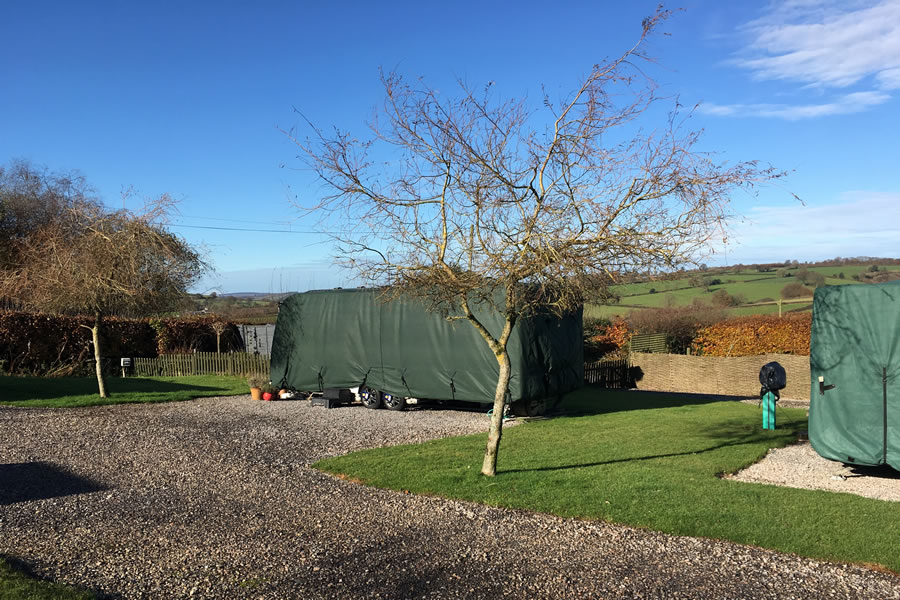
left=133, top=352, right=270, bottom=377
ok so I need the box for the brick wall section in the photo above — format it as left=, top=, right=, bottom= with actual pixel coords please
left=630, top=353, right=810, bottom=403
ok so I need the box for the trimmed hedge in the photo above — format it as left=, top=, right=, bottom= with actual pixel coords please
left=149, top=315, right=243, bottom=355
left=691, top=313, right=811, bottom=357
left=0, top=311, right=243, bottom=376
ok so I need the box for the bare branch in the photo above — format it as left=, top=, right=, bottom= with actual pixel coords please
left=285, top=6, right=790, bottom=475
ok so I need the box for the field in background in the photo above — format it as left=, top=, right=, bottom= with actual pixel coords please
left=587, top=263, right=899, bottom=321
left=185, top=263, right=900, bottom=324
left=188, top=293, right=282, bottom=324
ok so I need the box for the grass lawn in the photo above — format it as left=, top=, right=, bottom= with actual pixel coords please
left=0, top=558, right=94, bottom=600
left=316, top=388, right=900, bottom=573
left=0, top=375, right=249, bottom=408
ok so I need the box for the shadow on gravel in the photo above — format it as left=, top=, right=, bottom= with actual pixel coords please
left=848, top=464, right=900, bottom=479
left=307, top=535, right=507, bottom=599
left=0, top=461, right=108, bottom=505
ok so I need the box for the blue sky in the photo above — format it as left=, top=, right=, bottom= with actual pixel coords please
left=2, top=0, right=898, bottom=293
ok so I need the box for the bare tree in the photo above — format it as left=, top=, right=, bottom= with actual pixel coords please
left=0, top=160, right=97, bottom=271
left=211, top=320, right=228, bottom=354
left=0, top=193, right=207, bottom=397
left=289, top=8, right=787, bottom=476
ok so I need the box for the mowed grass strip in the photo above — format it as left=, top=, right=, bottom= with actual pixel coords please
left=0, top=375, right=249, bottom=408
left=315, top=389, right=900, bottom=572
left=0, top=557, right=94, bottom=600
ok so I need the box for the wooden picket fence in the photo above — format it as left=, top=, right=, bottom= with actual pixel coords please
left=136, top=352, right=631, bottom=387
left=584, top=358, right=632, bottom=388
left=134, top=352, right=270, bottom=377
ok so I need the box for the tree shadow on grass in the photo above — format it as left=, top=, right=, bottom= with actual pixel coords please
left=501, top=417, right=801, bottom=475
left=0, top=555, right=105, bottom=599
left=0, top=377, right=227, bottom=402
left=0, top=461, right=108, bottom=505
left=555, top=388, right=751, bottom=418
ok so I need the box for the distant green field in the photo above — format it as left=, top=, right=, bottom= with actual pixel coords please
left=807, top=265, right=871, bottom=277
left=584, top=304, right=628, bottom=320
left=588, top=264, right=898, bottom=319
left=711, top=279, right=790, bottom=302
left=715, top=274, right=772, bottom=282
left=609, top=278, right=694, bottom=297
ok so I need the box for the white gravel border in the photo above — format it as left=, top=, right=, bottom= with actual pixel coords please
left=728, top=441, right=900, bottom=502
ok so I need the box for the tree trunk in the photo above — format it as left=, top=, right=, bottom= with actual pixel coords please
left=481, top=348, right=512, bottom=476
left=216, top=333, right=221, bottom=354
left=91, top=312, right=109, bottom=398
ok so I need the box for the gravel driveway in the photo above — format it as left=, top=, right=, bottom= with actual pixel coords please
left=1, top=396, right=898, bottom=599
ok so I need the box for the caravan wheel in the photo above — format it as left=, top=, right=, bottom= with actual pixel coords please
left=359, top=386, right=382, bottom=409
left=382, top=393, right=406, bottom=411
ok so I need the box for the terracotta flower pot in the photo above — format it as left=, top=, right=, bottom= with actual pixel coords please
left=250, top=387, right=262, bottom=401
left=262, top=392, right=274, bottom=401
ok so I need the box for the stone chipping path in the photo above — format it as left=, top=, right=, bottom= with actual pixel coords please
left=1, top=397, right=898, bottom=599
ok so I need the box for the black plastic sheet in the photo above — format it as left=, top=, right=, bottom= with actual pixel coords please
left=759, top=361, right=787, bottom=398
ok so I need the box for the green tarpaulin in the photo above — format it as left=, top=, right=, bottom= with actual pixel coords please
left=809, top=281, right=900, bottom=469
left=270, top=288, right=583, bottom=405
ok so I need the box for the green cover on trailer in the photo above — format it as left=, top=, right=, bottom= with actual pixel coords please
left=270, top=288, right=583, bottom=404
left=809, top=281, right=900, bottom=469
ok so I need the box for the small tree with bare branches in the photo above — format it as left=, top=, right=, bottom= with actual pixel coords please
left=0, top=194, right=207, bottom=397
left=0, top=160, right=97, bottom=271
left=289, top=8, right=787, bottom=476
left=211, top=320, right=228, bottom=354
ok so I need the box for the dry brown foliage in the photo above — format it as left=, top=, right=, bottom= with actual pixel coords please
left=781, top=282, right=813, bottom=299
left=0, top=191, right=208, bottom=395
left=627, top=305, right=727, bottom=354
left=691, top=313, right=811, bottom=356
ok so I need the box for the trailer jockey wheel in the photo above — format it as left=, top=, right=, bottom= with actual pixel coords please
left=360, top=386, right=382, bottom=409
left=382, top=392, right=406, bottom=411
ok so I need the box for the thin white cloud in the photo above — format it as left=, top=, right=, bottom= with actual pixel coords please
left=712, top=191, right=900, bottom=263
left=877, top=68, right=900, bottom=90
left=734, top=0, right=900, bottom=89
left=698, top=91, right=890, bottom=120
left=703, top=1, right=899, bottom=119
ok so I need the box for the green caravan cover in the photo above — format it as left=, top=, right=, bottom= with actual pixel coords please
left=269, top=288, right=584, bottom=404
left=809, top=281, right=900, bottom=469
